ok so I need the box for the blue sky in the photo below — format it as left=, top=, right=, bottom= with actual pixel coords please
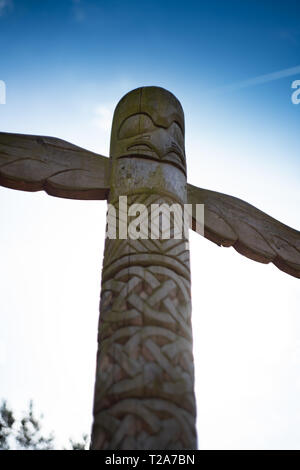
left=1, top=0, right=300, bottom=180
left=0, top=0, right=299, bottom=449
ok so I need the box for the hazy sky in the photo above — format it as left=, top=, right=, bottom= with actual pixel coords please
left=0, top=0, right=299, bottom=449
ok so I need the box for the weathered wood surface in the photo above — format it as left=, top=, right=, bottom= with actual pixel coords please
left=91, top=87, right=197, bottom=450
left=1, top=130, right=298, bottom=279
left=188, top=184, right=300, bottom=278
left=0, top=132, right=110, bottom=200
left=0, top=85, right=299, bottom=451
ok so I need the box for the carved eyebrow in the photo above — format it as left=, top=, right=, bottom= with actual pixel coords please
left=169, top=121, right=184, bottom=138
left=118, top=113, right=159, bottom=138
left=118, top=113, right=184, bottom=138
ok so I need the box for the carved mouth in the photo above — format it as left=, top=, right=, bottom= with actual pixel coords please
left=118, top=143, right=186, bottom=175
left=126, top=144, right=154, bottom=157
left=162, top=151, right=185, bottom=171
left=117, top=152, right=186, bottom=175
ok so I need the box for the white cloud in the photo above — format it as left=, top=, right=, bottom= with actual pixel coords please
left=0, top=0, right=12, bottom=16
left=92, top=103, right=114, bottom=132
left=71, top=0, right=85, bottom=23
left=210, top=64, right=300, bottom=95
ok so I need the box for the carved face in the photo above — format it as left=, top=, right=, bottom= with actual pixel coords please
left=110, top=87, right=186, bottom=175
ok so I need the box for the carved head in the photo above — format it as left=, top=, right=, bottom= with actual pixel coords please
left=110, top=86, right=186, bottom=175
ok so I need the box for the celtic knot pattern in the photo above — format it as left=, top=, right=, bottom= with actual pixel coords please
left=91, top=192, right=196, bottom=450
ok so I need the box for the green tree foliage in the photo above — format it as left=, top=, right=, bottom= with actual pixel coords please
left=0, top=400, right=88, bottom=450
left=0, top=401, right=14, bottom=450
left=69, top=434, right=89, bottom=450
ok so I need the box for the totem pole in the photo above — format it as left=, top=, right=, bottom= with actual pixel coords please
left=0, top=87, right=299, bottom=450
left=91, top=87, right=196, bottom=449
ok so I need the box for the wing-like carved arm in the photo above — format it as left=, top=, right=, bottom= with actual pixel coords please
left=0, top=132, right=110, bottom=200
left=187, top=184, right=300, bottom=278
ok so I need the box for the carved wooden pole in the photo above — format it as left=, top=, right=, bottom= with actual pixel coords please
left=1, top=86, right=298, bottom=451
left=90, top=87, right=197, bottom=449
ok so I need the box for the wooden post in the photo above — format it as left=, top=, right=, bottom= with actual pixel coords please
left=91, top=87, right=197, bottom=449
left=1, top=86, right=299, bottom=451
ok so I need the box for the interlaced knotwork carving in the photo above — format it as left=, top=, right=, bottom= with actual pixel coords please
left=91, top=192, right=196, bottom=450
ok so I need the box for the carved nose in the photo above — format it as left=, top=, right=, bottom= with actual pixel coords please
left=134, top=134, right=151, bottom=140
left=171, top=141, right=183, bottom=155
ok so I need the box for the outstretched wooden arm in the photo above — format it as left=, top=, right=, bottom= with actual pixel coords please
left=187, top=184, right=300, bottom=279
left=0, top=132, right=110, bottom=200
left=1, top=133, right=299, bottom=278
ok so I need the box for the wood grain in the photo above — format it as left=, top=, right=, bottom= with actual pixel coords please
left=0, top=132, right=110, bottom=200
left=188, top=184, right=300, bottom=278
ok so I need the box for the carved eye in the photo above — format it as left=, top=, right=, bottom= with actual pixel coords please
left=169, top=122, right=184, bottom=146
left=118, top=114, right=156, bottom=139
